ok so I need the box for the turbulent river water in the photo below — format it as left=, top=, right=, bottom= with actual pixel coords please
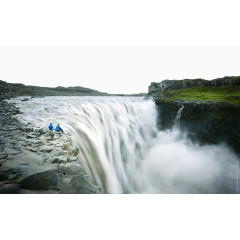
left=11, top=96, right=239, bottom=193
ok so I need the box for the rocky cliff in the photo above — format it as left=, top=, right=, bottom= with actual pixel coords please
left=149, top=76, right=240, bottom=94
left=0, top=101, right=100, bottom=193
left=149, top=76, right=240, bottom=154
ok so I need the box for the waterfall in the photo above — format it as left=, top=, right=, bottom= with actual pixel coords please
left=174, top=105, right=184, bottom=130
left=62, top=98, right=158, bottom=193
left=12, top=96, right=238, bottom=194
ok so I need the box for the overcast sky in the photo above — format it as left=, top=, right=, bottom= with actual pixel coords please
left=0, top=46, right=240, bottom=94
left=0, top=1, right=240, bottom=94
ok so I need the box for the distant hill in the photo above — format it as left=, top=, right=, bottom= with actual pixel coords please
left=0, top=80, right=108, bottom=100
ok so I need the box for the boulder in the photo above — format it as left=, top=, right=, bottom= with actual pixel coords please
left=27, top=147, right=38, bottom=153
left=51, top=149, right=68, bottom=157
left=59, top=162, right=84, bottom=175
left=48, top=156, right=67, bottom=164
left=57, top=175, right=73, bottom=193
left=39, top=146, right=53, bottom=153
left=19, top=168, right=58, bottom=190
left=67, top=156, right=78, bottom=162
left=58, top=174, right=100, bottom=194
left=36, top=128, right=45, bottom=135
left=70, top=176, right=100, bottom=194
left=27, top=134, right=37, bottom=139
left=0, top=183, right=20, bottom=194
left=24, top=127, right=33, bottom=133
left=29, top=140, right=42, bottom=146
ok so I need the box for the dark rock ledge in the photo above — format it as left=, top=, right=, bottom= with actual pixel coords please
left=147, top=77, right=240, bottom=154
left=154, top=100, right=240, bottom=154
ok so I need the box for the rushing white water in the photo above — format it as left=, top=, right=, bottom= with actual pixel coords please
left=10, top=96, right=239, bottom=193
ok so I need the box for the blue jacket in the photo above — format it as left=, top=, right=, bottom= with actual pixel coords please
left=55, top=125, right=61, bottom=132
left=49, top=123, right=53, bottom=131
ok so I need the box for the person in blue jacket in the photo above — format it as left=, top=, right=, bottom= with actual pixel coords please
left=55, top=124, right=64, bottom=133
left=48, top=123, right=53, bottom=131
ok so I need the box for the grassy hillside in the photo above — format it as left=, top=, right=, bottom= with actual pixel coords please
left=0, top=80, right=107, bottom=99
left=166, top=84, right=240, bottom=105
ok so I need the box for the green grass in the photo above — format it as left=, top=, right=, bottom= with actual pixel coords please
left=167, top=84, right=240, bottom=105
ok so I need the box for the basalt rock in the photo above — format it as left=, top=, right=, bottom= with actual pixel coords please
left=156, top=100, right=240, bottom=154
left=149, top=76, right=240, bottom=94
left=19, top=168, right=58, bottom=190
left=0, top=183, right=20, bottom=194
left=58, top=174, right=100, bottom=194
left=149, top=77, right=240, bottom=154
left=59, top=162, right=85, bottom=175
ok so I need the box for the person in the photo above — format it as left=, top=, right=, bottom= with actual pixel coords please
left=55, top=124, right=64, bottom=133
left=48, top=123, right=53, bottom=131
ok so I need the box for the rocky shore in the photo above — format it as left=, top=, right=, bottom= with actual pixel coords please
left=0, top=99, right=100, bottom=194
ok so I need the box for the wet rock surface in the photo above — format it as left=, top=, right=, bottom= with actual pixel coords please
left=58, top=174, right=100, bottom=194
left=0, top=99, right=100, bottom=194
left=155, top=100, right=240, bottom=154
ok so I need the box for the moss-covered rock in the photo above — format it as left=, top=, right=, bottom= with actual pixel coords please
left=149, top=77, right=240, bottom=154
left=149, top=76, right=240, bottom=95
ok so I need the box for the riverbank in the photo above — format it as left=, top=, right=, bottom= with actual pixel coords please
left=0, top=99, right=100, bottom=194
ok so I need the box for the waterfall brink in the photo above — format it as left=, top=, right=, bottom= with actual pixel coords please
left=13, top=96, right=238, bottom=194
left=68, top=99, right=158, bottom=193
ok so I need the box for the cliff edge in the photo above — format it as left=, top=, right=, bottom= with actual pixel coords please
left=148, top=76, right=240, bottom=154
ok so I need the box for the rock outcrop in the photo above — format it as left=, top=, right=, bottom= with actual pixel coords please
left=149, top=76, right=240, bottom=94
left=0, top=100, right=101, bottom=194
left=19, top=168, right=58, bottom=190
left=0, top=183, right=20, bottom=194
left=149, top=77, right=240, bottom=154
left=156, top=101, right=240, bottom=153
